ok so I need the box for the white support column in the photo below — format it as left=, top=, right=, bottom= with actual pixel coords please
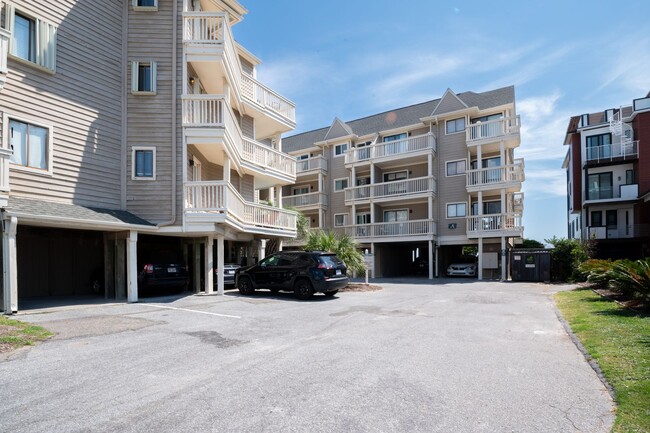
left=435, top=244, right=440, bottom=278
left=318, top=172, right=323, bottom=193
left=275, top=134, right=282, bottom=153
left=269, top=187, right=275, bottom=206
left=501, top=236, right=507, bottom=282
left=370, top=242, right=376, bottom=278
left=2, top=216, right=18, bottom=314
left=126, top=231, right=138, bottom=303
left=351, top=165, right=356, bottom=224
left=257, top=239, right=266, bottom=261
left=277, top=239, right=283, bottom=252
left=193, top=241, right=201, bottom=293
left=478, top=238, right=484, bottom=281
left=428, top=240, right=434, bottom=280
left=216, top=235, right=225, bottom=295
left=275, top=186, right=282, bottom=209
left=223, top=153, right=231, bottom=183
left=205, top=236, right=214, bottom=294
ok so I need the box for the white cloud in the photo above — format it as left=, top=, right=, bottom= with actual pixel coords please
left=595, top=36, right=650, bottom=95
left=522, top=166, right=567, bottom=198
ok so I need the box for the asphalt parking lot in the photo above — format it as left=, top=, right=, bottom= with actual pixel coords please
left=0, top=280, right=614, bottom=433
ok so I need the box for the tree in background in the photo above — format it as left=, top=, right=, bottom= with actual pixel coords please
left=518, top=239, right=545, bottom=248
left=545, top=236, right=594, bottom=281
left=305, top=230, right=366, bottom=276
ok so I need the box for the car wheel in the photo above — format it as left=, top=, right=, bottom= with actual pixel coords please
left=293, top=279, right=314, bottom=300
left=324, top=290, right=338, bottom=297
left=238, top=277, right=255, bottom=296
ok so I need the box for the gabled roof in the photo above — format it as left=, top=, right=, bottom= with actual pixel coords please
left=323, top=117, right=354, bottom=141
left=430, top=88, right=468, bottom=115
left=283, top=86, right=516, bottom=153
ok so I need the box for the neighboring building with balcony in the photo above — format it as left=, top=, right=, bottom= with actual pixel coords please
left=283, top=86, right=524, bottom=280
left=0, top=0, right=296, bottom=313
left=563, top=92, right=650, bottom=259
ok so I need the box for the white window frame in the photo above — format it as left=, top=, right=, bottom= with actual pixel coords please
left=334, top=213, right=348, bottom=227
left=446, top=159, right=467, bottom=177
left=4, top=4, right=57, bottom=73
left=132, top=0, right=159, bottom=11
left=356, top=212, right=371, bottom=225
left=383, top=170, right=408, bottom=182
left=383, top=209, right=409, bottom=222
left=334, top=143, right=348, bottom=157
left=131, top=60, right=157, bottom=95
left=334, top=177, right=349, bottom=192
left=132, top=146, right=156, bottom=180
left=3, top=112, right=53, bottom=176
left=445, top=117, right=466, bottom=135
left=446, top=202, right=467, bottom=219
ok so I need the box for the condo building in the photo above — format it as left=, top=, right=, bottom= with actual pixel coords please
left=0, top=0, right=297, bottom=313
left=563, top=92, right=650, bottom=259
left=282, top=86, right=525, bottom=280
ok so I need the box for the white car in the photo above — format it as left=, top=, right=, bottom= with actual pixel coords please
left=447, top=262, right=477, bottom=277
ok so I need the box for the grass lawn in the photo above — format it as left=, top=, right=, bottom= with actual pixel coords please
left=0, top=316, right=53, bottom=353
left=554, top=288, right=650, bottom=433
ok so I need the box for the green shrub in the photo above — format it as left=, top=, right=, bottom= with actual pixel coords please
left=608, top=259, right=650, bottom=303
left=545, top=236, right=595, bottom=282
left=578, top=259, right=616, bottom=289
left=306, top=230, right=366, bottom=275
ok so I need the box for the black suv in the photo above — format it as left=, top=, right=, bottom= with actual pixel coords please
left=235, top=251, right=348, bottom=300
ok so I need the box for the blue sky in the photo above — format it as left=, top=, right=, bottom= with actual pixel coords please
left=234, top=0, right=650, bottom=243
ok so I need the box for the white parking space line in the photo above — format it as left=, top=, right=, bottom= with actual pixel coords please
left=138, top=304, right=241, bottom=319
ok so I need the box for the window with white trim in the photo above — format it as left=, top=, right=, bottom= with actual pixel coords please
left=131, top=61, right=157, bottom=94
left=446, top=117, right=465, bottom=134
left=334, top=143, right=348, bottom=157
left=446, top=160, right=466, bottom=176
left=446, top=203, right=467, bottom=218
left=334, top=213, right=348, bottom=227
left=3, top=4, right=57, bottom=72
left=132, top=147, right=156, bottom=180
left=133, top=0, right=158, bottom=11
left=7, top=117, right=51, bottom=173
left=334, top=178, right=348, bottom=191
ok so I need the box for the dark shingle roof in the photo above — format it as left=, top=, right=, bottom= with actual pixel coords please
left=7, top=197, right=155, bottom=228
left=283, top=86, right=515, bottom=153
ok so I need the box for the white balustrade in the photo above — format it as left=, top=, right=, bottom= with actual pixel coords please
left=466, top=159, right=525, bottom=187
left=585, top=141, right=638, bottom=163
left=346, top=133, right=435, bottom=164
left=341, top=219, right=436, bottom=239
left=240, top=73, right=296, bottom=124
left=466, top=116, right=520, bottom=142
left=296, top=155, right=327, bottom=173
left=0, top=147, right=12, bottom=194
left=345, top=176, right=436, bottom=202
left=282, top=192, right=327, bottom=208
left=466, top=213, right=523, bottom=234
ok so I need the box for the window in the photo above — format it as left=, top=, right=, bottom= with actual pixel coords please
left=132, top=147, right=156, bottom=179
left=292, top=186, right=309, bottom=195
left=4, top=5, right=57, bottom=72
left=7, top=118, right=50, bottom=172
left=133, top=0, right=158, bottom=11
left=446, top=203, right=466, bottom=218
left=355, top=213, right=371, bottom=236
left=606, top=210, right=617, bottom=228
left=471, top=113, right=503, bottom=123
left=383, top=171, right=408, bottom=182
left=590, top=211, right=602, bottom=227
left=446, top=160, right=466, bottom=176
left=334, top=143, right=348, bottom=157
left=446, top=117, right=465, bottom=134
left=384, top=209, right=408, bottom=222
left=296, top=154, right=309, bottom=171
left=383, top=133, right=407, bottom=155
left=356, top=213, right=371, bottom=224
left=131, top=61, right=157, bottom=94
left=471, top=201, right=502, bottom=215
left=587, top=172, right=613, bottom=200
left=626, top=169, right=634, bottom=185
left=355, top=141, right=371, bottom=160
left=334, top=178, right=348, bottom=191
left=334, top=214, right=347, bottom=227
left=586, top=133, right=612, bottom=160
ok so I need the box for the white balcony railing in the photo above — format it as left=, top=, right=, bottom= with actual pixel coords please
left=585, top=141, right=638, bottom=163
left=182, top=94, right=296, bottom=177
left=345, top=133, right=435, bottom=164
left=345, top=176, right=436, bottom=202
left=586, top=183, right=638, bottom=201
left=339, top=219, right=436, bottom=239
left=0, top=147, right=12, bottom=193
left=241, top=73, right=296, bottom=125
left=297, top=155, right=327, bottom=174
left=466, top=213, right=523, bottom=235
left=466, top=116, right=520, bottom=143
left=185, top=181, right=297, bottom=232
left=282, top=192, right=327, bottom=208
left=466, top=159, right=525, bottom=188
left=583, top=224, right=649, bottom=240
left=182, top=12, right=241, bottom=93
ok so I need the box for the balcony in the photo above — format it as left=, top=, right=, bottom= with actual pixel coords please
left=466, top=159, right=524, bottom=192
left=182, top=94, right=296, bottom=186
left=583, top=224, right=649, bottom=240
left=585, top=184, right=638, bottom=204
left=345, top=176, right=436, bottom=205
left=585, top=141, right=638, bottom=165
left=337, top=219, right=436, bottom=242
left=184, top=181, right=297, bottom=237
left=282, top=192, right=328, bottom=210
left=466, top=213, right=523, bottom=238
left=240, top=73, right=296, bottom=129
left=296, top=155, right=327, bottom=176
left=345, top=133, right=435, bottom=167
left=634, top=96, right=650, bottom=112
left=0, top=28, right=8, bottom=91
left=466, top=116, right=520, bottom=147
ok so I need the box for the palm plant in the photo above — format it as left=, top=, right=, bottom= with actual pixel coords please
left=305, top=230, right=366, bottom=275
left=609, top=259, right=650, bottom=303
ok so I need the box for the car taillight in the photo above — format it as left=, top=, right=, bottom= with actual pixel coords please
left=144, top=264, right=154, bottom=274
left=317, top=263, right=331, bottom=269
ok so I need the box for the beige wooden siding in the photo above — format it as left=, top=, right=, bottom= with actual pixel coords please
left=126, top=0, right=184, bottom=223
left=437, top=121, right=469, bottom=236
left=240, top=173, right=254, bottom=201
left=0, top=1, right=123, bottom=208
left=327, top=144, right=349, bottom=226
left=241, top=114, right=254, bottom=140
left=377, top=203, right=428, bottom=221
left=433, top=92, right=466, bottom=115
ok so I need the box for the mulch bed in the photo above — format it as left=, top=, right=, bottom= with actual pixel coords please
left=592, top=288, right=648, bottom=314
left=340, top=283, right=382, bottom=292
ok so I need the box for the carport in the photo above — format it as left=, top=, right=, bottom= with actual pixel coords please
left=0, top=197, right=156, bottom=314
